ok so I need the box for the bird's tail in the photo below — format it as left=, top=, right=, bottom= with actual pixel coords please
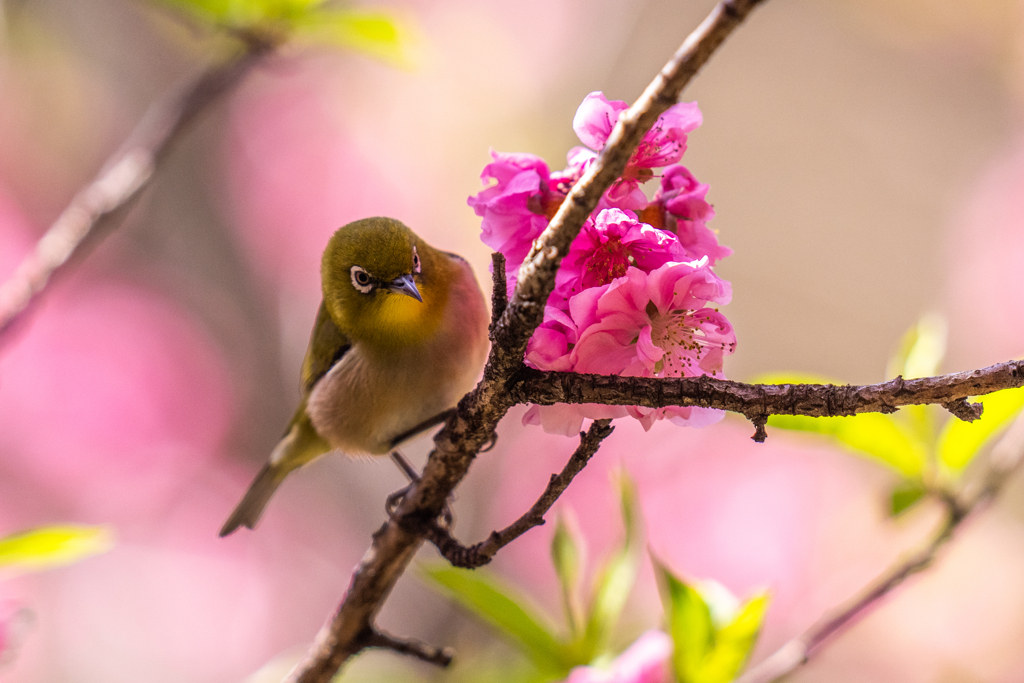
left=219, top=462, right=286, bottom=537
left=219, top=413, right=330, bottom=537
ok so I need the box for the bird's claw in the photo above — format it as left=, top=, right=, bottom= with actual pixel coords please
left=480, top=431, right=499, bottom=453
left=385, top=484, right=412, bottom=518
left=385, top=483, right=455, bottom=529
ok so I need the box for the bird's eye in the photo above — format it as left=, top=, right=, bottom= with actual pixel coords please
left=412, top=246, right=421, bottom=274
left=350, top=266, right=373, bottom=293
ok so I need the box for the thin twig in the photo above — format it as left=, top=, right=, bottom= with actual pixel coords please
left=285, top=2, right=768, bottom=681
left=0, top=37, right=274, bottom=339
left=362, top=629, right=454, bottom=668
left=427, top=419, right=614, bottom=568
left=735, top=412, right=1024, bottom=683
left=512, top=362, right=1024, bottom=439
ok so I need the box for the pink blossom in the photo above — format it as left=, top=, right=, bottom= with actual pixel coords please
left=573, top=261, right=733, bottom=375
left=472, top=92, right=734, bottom=436
left=525, top=306, right=578, bottom=372
left=522, top=402, right=630, bottom=437
left=572, top=92, right=703, bottom=211
left=553, top=209, right=688, bottom=304
left=654, top=165, right=732, bottom=265
left=551, top=146, right=597, bottom=196
left=632, top=101, right=702, bottom=168
left=572, top=93, right=631, bottom=153
left=564, top=630, right=673, bottom=683
left=468, top=150, right=555, bottom=272
left=525, top=260, right=735, bottom=433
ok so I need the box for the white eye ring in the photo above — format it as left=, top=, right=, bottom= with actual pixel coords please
left=350, top=266, right=373, bottom=294
left=412, top=246, right=421, bottom=274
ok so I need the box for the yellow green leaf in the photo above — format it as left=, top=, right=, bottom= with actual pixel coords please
left=755, top=374, right=927, bottom=476
left=155, top=0, right=263, bottom=25
left=767, top=412, right=926, bottom=477
left=551, top=513, right=585, bottom=635
left=890, top=481, right=927, bottom=516
left=581, top=471, right=641, bottom=659
left=886, top=314, right=947, bottom=381
left=938, top=388, right=1024, bottom=472
left=886, top=315, right=947, bottom=442
left=697, top=592, right=770, bottom=683
left=0, top=525, right=114, bottom=575
left=551, top=515, right=583, bottom=598
left=752, top=372, right=835, bottom=386
left=754, top=372, right=926, bottom=477
left=655, top=560, right=713, bottom=683
left=292, top=9, right=412, bottom=66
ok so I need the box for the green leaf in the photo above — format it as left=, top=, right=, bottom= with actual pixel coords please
left=293, top=9, right=410, bottom=65
left=752, top=371, right=836, bottom=386
left=886, top=314, right=947, bottom=381
left=423, top=566, right=570, bottom=674
left=0, top=525, right=113, bottom=574
left=156, top=0, right=264, bottom=25
left=655, top=559, right=713, bottom=683
left=886, top=315, right=948, bottom=443
left=551, top=513, right=584, bottom=635
left=938, top=388, right=1024, bottom=472
left=151, top=0, right=413, bottom=67
left=694, top=580, right=740, bottom=630
left=697, top=592, right=770, bottom=683
left=890, top=481, right=927, bottom=516
left=551, top=515, right=583, bottom=600
left=755, top=373, right=926, bottom=476
left=580, top=472, right=642, bottom=659
left=767, top=412, right=926, bottom=477
left=169, top=0, right=329, bottom=23
left=655, top=562, right=770, bottom=683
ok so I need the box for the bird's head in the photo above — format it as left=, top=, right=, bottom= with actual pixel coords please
left=321, top=217, right=447, bottom=346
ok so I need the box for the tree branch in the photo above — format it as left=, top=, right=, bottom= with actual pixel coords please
left=734, top=412, right=1024, bottom=683
left=0, top=35, right=274, bottom=339
left=426, top=419, right=614, bottom=568
left=512, top=361, right=1024, bottom=440
left=285, top=2, right=768, bottom=681
left=489, top=252, right=508, bottom=334
left=362, top=629, right=454, bottom=668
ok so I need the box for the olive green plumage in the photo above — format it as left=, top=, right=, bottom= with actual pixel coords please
left=220, top=217, right=489, bottom=537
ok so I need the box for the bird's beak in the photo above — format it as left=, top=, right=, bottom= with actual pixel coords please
left=386, top=273, right=423, bottom=302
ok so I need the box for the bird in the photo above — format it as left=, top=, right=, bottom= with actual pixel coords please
left=219, top=217, right=490, bottom=537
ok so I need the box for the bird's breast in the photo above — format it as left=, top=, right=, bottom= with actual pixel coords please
left=306, top=256, right=489, bottom=456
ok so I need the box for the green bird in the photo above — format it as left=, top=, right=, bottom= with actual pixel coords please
left=220, top=217, right=489, bottom=537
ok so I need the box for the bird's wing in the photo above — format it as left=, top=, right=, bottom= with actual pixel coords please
left=221, top=301, right=344, bottom=537
left=300, top=300, right=351, bottom=395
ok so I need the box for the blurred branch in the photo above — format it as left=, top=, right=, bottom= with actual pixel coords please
left=735, top=412, right=1024, bottom=683
left=0, top=34, right=275, bottom=340
left=426, top=419, right=614, bottom=568
left=285, top=1, right=769, bottom=681
left=512, top=360, right=1024, bottom=441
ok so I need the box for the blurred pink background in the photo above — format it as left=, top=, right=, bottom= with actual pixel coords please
left=0, top=0, right=1023, bottom=681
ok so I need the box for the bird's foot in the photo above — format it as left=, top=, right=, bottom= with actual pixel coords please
left=386, top=451, right=454, bottom=527
left=480, top=431, right=499, bottom=453
left=385, top=483, right=412, bottom=518
left=385, top=484, right=455, bottom=528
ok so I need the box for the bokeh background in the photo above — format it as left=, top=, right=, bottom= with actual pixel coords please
left=0, top=0, right=1023, bottom=681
